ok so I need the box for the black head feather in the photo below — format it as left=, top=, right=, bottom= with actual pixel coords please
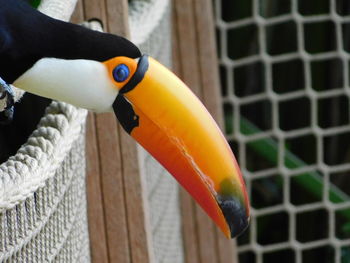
left=0, top=0, right=141, bottom=83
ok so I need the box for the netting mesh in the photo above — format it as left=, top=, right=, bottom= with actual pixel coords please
left=214, top=1, right=350, bottom=262
left=0, top=107, right=89, bottom=262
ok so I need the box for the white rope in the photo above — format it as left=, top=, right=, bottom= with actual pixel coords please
left=129, top=0, right=170, bottom=46
left=38, top=0, right=77, bottom=21
left=0, top=102, right=87, bottom=211
left=0, top=151, right=82, bottom=261
left=0, top=124, right=88, bottom=261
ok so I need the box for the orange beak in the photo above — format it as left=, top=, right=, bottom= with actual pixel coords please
left=104, top=55, right=250, bottom=238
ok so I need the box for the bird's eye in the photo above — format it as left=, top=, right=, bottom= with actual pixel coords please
left=113, top=64, right=130, bottom=82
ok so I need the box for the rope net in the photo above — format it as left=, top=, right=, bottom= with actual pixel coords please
left=214, top=1, right=350, bottom=263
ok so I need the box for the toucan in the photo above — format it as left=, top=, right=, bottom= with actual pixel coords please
left=0, top=0, right=250, bottom=238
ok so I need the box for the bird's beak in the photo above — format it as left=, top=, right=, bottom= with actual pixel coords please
left=13, top=54, right=250, bottom=238
left=104, top=55, right=250, bottom=238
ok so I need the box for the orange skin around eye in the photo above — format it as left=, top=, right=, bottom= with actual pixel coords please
left=103, top=56, right=138, bottom=91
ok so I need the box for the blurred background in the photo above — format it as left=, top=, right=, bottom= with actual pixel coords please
left=213, top=0, right=350, bottom=262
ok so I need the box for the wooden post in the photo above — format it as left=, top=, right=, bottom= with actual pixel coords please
left=172, top=0, right=238, bottom=262
left=72, top=0, right=237, bottom=261
left=72, top=1, right=154, bottom=262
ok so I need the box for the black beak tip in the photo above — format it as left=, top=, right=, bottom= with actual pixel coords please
left=218, top=196, right=249, bottom=238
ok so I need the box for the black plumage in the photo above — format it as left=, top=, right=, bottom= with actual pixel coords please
left=0, top=0, right=141, bottom=83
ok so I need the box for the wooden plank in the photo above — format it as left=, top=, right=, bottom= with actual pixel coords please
left=79, top=0, right=154, bottom=261
left=95, top=113, right=131, bottom=263
left=173, top=1, right=218, bottom=263
left=171, top=15, right=181, bottom=75
left=194, top=207, right=218, bottom=263
left=179, top=189, right=201, bottom=263
left=174, top=0, right=238, bottom=262
left=216, top=232, right=238, bottom=263
left=79, top=1, right=132, bottom=262
left=119, top=132, right=154, bottom=263
left=173, top=0, right=202, bottom=98
left=172, top=12, right=200, bottom=263
left=85, top=113, right=110, bottom=263
left=71, top=3, right=110, bottom=263
left=83, top=0, right=107, bottom=26
left=104, top=0, right=129, bottom=36
left=104, top=1, right=154, bottom=262
left=70, top=0, right=84, bottom=24
left=193, top=0, right=224, bottom=128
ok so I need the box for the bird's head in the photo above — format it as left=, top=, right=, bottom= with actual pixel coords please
left=3, top=0, right=250, bottom=238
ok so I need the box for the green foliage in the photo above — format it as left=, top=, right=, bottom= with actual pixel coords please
left=30, top=0, right=41, bottom=8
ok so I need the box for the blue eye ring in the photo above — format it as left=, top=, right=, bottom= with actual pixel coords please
left=113, top=64, right=130, bottom=82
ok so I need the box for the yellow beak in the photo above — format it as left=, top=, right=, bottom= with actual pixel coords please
left=104, top=55, right=250, bottom=238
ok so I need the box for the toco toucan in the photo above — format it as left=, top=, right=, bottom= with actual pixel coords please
left=0, top=0, right=250, bottom=238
